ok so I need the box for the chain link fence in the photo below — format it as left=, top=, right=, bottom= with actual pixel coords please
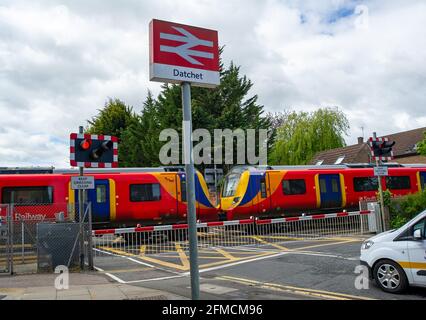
left=0, top=204, right=12, bottom=274
left=0, top=203, right=93, bottom=275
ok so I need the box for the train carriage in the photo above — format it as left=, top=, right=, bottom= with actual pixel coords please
left=0, top=168, right=219, bottom=228
left=220, top=164, right=426, bottom=221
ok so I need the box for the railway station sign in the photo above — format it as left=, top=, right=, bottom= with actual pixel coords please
left=71, top=176, right=95, bottom=190
left=149, top=19, right=220, bottom=88
left=374, top=166, right=388, bottom=176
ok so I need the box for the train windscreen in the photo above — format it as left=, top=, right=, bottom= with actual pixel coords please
left=222, top=173, right=241, bottom=197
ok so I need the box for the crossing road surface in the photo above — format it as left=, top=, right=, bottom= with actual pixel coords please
left=94, top=236, right=426, bottom=300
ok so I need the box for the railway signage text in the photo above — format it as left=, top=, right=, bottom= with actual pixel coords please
left=71, top=176, right=95, bottom=190
left=374, top=166, right=389, bottom=176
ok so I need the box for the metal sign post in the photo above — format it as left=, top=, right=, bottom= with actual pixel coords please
left=182, top=82, right=200, bottom=300
left=78, top=126, right=85, bottom=270
left=372, top=132, right=387, bottom=232
left=149, top=19, right=220, bottom=300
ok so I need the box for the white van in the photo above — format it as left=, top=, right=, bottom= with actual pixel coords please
left=360, top=209, right=426, bottom=293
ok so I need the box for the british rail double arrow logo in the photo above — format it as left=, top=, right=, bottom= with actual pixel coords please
left=159, top=26, right=214, bottom=66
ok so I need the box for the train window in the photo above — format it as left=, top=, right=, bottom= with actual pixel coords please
left=96, top=185, right=107, bottom=203
left=260, top=177, right=267, bottom=198
left=320, top=179, right=327, bottom=193
left=386, top=176, right=411, bottom=190
left=130, top=184, right=161, bottom=202
left=353, top=177, right=379, bottom=192
left=222, top=173, right=241, bottom=197
left=282, top=179, right=306, bottom=195
left=331, top=179, right=339, bottom=193
left=421, top=174, right=426, bottom=190
left=181, top=180, right=187, bottom=202
left=2, top=186, right=53, bottom=205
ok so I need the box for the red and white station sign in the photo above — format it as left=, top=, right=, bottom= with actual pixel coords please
left=149, top=19, right=220, bottom=88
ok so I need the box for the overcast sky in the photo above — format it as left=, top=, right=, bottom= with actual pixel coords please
left=0, top=0, right=425, bottom=168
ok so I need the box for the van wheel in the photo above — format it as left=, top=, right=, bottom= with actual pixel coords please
left=373, top=259, right=408, bottom=293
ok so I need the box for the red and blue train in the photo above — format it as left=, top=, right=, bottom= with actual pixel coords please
left=0, top=167, right=218, bottom=228
left=0, top=164, right=425, bottom=228
left=220, top=164, right=426, bottom=220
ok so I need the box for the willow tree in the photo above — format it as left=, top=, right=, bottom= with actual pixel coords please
left=269, top=107, right=349, bottom=165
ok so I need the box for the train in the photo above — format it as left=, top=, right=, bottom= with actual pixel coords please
left=0, top=164, right=425, bottom=228
left=220, top=164, right=426, bottom=220
left=0, top=167, right=218, bottom=228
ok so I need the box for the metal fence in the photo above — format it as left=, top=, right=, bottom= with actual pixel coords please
left=93, top=210, right=373, bottom=258
left=0, top=203, right=93, bottom=275
left=0, top=204, right=12, bottom=274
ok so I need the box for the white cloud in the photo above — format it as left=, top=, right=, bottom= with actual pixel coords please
left=0, top=0, right=425, bottom=167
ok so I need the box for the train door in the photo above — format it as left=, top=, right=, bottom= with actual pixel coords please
left=74, top=179, right=110, bottom=223
left=178, top=173, right=189, bottom=219
left=258, top=173, right=272, bottom=214
left=420, top=172, right=426, bottom=191
left=318, top=174, right=342, bottom=209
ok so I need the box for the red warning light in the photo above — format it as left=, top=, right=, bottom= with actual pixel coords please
left=80, top=139, right=91, bottom=150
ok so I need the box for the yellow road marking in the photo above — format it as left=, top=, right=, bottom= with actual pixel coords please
left=217, top=276, right=375, bottom=300
left=214, top=248, right=237, bottom=260
left=199, top=252, right=275, bottom=269
left=137, top=255, right=189, bottom=271
left=252, top=236, right=289, bottom=251
left=175, top=243, right=190, bottom=269
left=98, top=246, right=134, bottom=257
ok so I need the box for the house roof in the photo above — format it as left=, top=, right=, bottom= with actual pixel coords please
left=310, top=143, right=368, bottom=165
left=310, top=127, right=426, bottom=165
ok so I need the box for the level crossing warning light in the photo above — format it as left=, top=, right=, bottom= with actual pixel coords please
left=70, top=133, right=118, bottom=168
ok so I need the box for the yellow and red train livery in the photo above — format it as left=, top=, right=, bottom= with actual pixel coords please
left=220, top=165, right=426, bottom=221
left=0, top=168, right=218, bottom=228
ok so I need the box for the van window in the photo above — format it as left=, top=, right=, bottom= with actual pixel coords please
left=386, top=176, right=411, bottom=190
left=353, top=177, right=379, bottom=192
left=2, top=186, right=53, bottom=205
left=282, top=179, right=306, bottom=195
left=130, top=184, right=161, bottom=202
left=396, top=218, right=425, bottom=241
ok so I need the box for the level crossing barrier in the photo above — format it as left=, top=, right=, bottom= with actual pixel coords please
left=92, top=210, right=373, bottom=258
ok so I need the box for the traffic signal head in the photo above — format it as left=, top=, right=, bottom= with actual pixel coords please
left=369, top=139, right=395, bottom=159
left=79, top=139, right=92, bottom=150
left=70, top=133, right=118, bottom=167
left=90, top=140, right=113, bottom=160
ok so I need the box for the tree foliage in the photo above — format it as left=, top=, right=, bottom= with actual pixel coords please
left=87, top=98, right=136, bottom=138
left=86, top=60, right=272, bottom=171
left=418, top=131, right=426, bottom=156
left=387, top=190, right=426, bottom=229
left=269, top=107, right=349, bottom=165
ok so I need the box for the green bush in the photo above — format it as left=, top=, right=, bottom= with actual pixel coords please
left=387, top=190, right=426, bottom=229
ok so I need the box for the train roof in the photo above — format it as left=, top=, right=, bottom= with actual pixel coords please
left=227, top=163, right=426, bottom=174
left=0, top=166, right=186, bottom=174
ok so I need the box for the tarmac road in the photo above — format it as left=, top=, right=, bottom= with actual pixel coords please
left=94, top=237, right=426, bottom=300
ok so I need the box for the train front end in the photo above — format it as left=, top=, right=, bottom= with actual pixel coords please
left=220, top=166, right=261, bottom=220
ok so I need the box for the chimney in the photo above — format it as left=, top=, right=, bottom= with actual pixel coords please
left=357, top=137, right=364, bottom=144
